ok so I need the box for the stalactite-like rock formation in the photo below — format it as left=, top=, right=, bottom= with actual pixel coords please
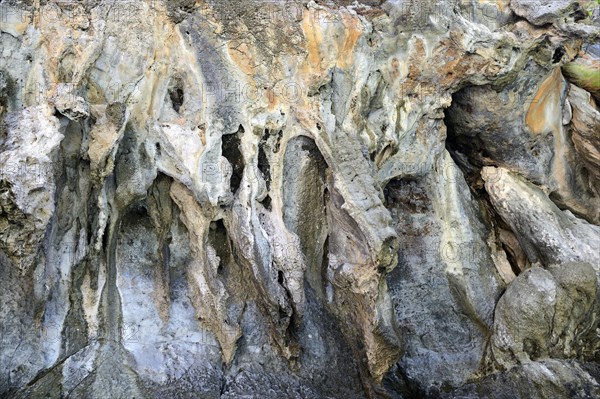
left=0, top=0, right=599, bottom=398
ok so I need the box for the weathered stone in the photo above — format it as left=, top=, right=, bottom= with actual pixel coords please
left=563, top=51, right=600, bottom=101
left=490, top=263, right=598, bottom=369
left=0, top=0, right=599, bottom=397
left=441, top=359, right=600, bottom=399
left=510, top=0, right=583, bottom=26
left=567, top=83, right=600, bottom=196
left=482, top=167, right=600, bottom=269
left=383, top=151, right=503, bottom=395
left=447, top=66, right=600, bottom=223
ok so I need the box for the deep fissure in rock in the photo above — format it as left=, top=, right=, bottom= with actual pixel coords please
left=221, top=126, right=244, bottom=193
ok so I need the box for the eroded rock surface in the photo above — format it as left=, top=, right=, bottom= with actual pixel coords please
left=0, top=0, right=599, bottom=398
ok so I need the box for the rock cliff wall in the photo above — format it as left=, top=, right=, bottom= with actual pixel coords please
left=0, top=0, right=599, bottom=398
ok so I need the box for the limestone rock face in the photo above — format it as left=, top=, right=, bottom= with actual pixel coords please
left=0, top=0, right=598, bottom=398
left=568, top=83, right=600, bottom=195
left=490, top=264, right=598, bottom=368
left=510, top=0, right=583, bottom=26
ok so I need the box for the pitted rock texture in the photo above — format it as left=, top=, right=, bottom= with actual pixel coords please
left=0, top=0, right=599, bottom=398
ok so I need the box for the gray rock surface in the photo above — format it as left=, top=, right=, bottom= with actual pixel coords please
left=490, top=264, right=598, bottom=368
left=0, top=0, right=599, bottom=398
left=510, top=0, right=583, bottom=26
left=441, top=359, right=600, bottom=399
